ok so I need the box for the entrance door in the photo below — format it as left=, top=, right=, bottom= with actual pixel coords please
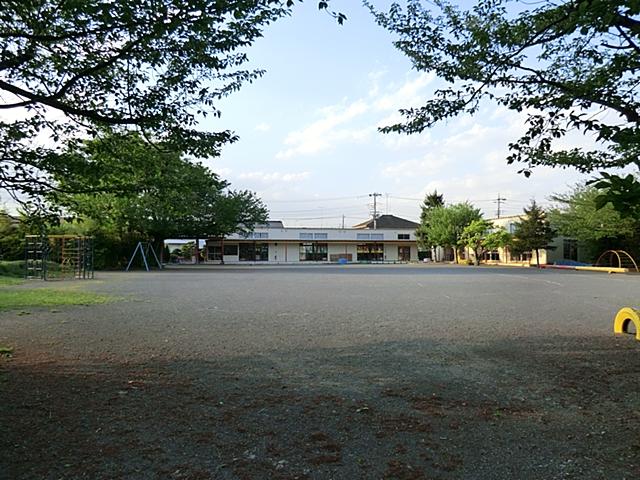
left=398, top=246, right=410, bottom=261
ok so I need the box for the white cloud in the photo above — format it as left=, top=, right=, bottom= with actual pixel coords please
left=236, top=171, right=311, bottom=184
left=255, top=122, right=271, bottom=132
left=373, top=72, right=435, bottom=112
left=276, top=99, right=372, bottom=159
left=275, top=72, right=437, bottom=160
left=213, top=167, right=233, bottom=177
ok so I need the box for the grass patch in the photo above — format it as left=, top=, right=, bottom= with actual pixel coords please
left=0, top=276, right=24, bottom=286
left=0, top=289, right=111, bottom=310
left=0, top=260, right=25, bottom=278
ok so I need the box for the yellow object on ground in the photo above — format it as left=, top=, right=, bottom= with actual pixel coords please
left=614, top=307, right=640, bottom=340
left=576, top=266, right=629, bottom=274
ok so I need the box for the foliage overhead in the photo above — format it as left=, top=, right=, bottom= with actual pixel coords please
left=0, top=0, right=342, bottom=203
left=512, top=200, right=556, bottom=266
left=368, top=0, right=640, bottom=181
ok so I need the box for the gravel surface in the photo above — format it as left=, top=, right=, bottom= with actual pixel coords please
left=1, top=264, right=639, bottom=479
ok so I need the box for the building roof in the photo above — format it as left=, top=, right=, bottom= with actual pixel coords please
left=260, top=220, right=285, bottom=229
left=352, top=215, right=419, bottom=230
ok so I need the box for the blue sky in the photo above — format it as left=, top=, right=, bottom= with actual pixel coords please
left=197, top=1, right=598, bottom=227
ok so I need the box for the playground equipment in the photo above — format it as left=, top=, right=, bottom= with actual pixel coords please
left=614, top=307, right=640, bottom=341
left=25, top=235, right=94, bottom=280
left=594, top=250, right=639, bottom=272
left=125, top=241, right=162, bottom=272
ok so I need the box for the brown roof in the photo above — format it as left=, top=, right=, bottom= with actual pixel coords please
left=352, top=215, right=419, bottom=230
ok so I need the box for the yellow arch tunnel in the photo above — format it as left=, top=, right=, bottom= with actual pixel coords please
left=614, top=307, right=640, bottom=341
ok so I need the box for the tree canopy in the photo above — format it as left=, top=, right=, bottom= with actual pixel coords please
left=548, top=183, right=639, bottom=259
left=419, top=202, right=482, bottom=262
left=459, top=219, right=512, bottom=265
left=368, top=0, right=640, bottom=188
left=0, top=0, right=342, bottom=203
left=416, top=190, right=445, bottom=249
left=512, top=200, right=556, bottom=266
left=52, top=132, right=268, bottom=242
left=549, top=184, right=637, bottom=241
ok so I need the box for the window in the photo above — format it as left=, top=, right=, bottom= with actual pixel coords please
left=299, top=243, right=328, bottom=261
left=244, top=232, right=268, bottom=239
left=398, top=246, right=411, bottom=261
left=357, top=243, right=384, bottom=262
left=223, top=244, right=238, bottom=256
left=563, top=239, right=578, bottom=261
left=239, top=243, right=269, bottom=261
left=370, top=233, right=384, bottom=240
left=299, top=232, right=314, bottom=240
left=398, top=234, right=410, bottom=240
left=208, top=246, right=221, bottom=261
left=482, top=250, right=500, bottom=261
left=314, top=233, right=328, bottom=240
left=357, top=233, right=370, bottom=240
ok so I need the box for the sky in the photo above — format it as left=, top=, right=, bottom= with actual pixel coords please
left=191, top=1, right=602, bottom=227
left=0, top=1, right=603, bottom=226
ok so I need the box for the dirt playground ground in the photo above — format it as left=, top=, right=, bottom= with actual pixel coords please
left=1, top=265, right=639, bottom=479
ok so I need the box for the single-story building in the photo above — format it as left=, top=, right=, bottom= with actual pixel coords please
left=204, top=215, right=420, bottom=264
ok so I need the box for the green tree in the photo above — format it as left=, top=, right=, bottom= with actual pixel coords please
left=549, top=184, right=638, bottom=259
left=422, top=202, right=482, bottom=263
left=484, top=228, right=513, bottom=254
left=368, top=0, right=640, bottom=207
left=0, top=1, right=342, bottom=204
left=52, top=132, right=268, bottom=263
left=458, top=219, right=512, bottom=266
left=416, top=190, right=445, bottom=251
left=0, top=209, right=24, bottom=260
left=513, top=201, right=556, bottom=267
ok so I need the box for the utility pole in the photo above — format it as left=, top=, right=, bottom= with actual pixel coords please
left=494, top=194, right=507, bottom=218
left=369, top=192, right=382, bottom=229
left=341, top=215, right=345, bottom=229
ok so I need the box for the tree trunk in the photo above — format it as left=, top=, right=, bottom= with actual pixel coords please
left=535, top=248, right=540, bottom=267
left=474, top=248, right=480, bottom=266
left=220, top=237, right=225, bottom=265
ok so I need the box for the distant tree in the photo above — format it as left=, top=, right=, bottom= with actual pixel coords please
left=458, top=220, right=512, bottom=266
left=459, top=219, right=493, bottom=266
left=513, top=201, right=556, bottom=267
left=549, top=184, right=638, bottom=260
left=52, top=132, right=268, bottom=258
left=0, top=210, right=24, bottom=260
left=416, top=190, right=445, bottom=251
left=484, top=228, right=513, bottom=254
left=180, top=242, right=196, bottom=261
left=423, top=202, right=482, bottom=263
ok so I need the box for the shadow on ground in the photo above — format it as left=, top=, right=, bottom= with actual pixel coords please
left=1, top=336, right=639, bottom=480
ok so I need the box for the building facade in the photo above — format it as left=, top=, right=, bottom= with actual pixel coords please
left=463, top=215, right=587, bottom=266
left=204, top=215, right=420, bottom=264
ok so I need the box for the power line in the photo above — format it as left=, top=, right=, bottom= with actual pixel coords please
left=369, top=192, right=382, bottom=229
left=494, top=193, right=507, bottom=218
left=264, top=195, right=369, bottom=203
